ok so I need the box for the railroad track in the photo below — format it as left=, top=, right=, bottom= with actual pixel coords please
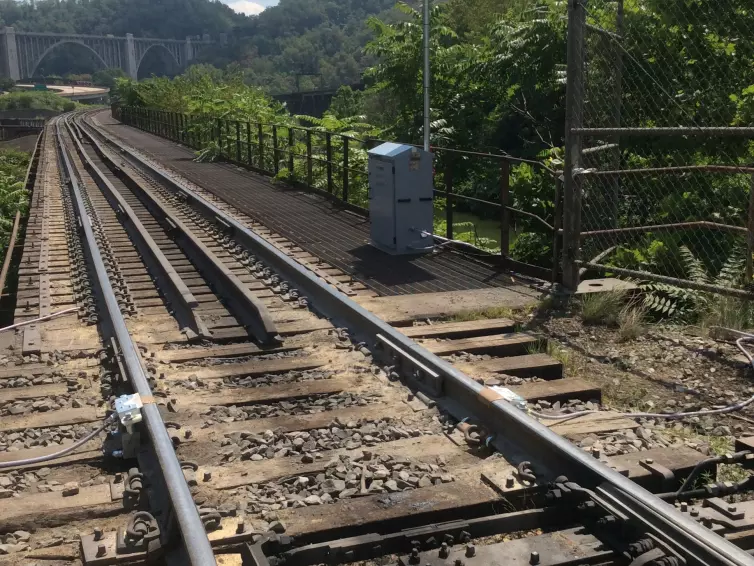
left=0, top=111, right=753, bottom=566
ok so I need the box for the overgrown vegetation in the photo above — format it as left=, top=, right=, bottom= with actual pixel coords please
left=0, top=150, right=31, bottom=258
left=580, top=291, right=625, bottom=326
left=0, top=91, right=77, bottom=113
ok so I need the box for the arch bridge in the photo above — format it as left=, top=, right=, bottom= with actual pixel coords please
left=0, top=28, right=214, bottom=81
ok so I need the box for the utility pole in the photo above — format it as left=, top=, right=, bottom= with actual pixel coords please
left=423, top=0, right=430, bottom=152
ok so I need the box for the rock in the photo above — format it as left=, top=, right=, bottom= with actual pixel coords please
left=269, top=521, right=286, bottom=533
left=0, top=543, right=27, bottom=554
left=0, top=477, right=11, bottom=488
left=339, top=488, right=358, bottom=499
left=62, top=482, right=80, bottom=496
left=712, top=426, right=732, bottom=437
left=321, top=479, right=346, bottom=493
left=301, top=454, right=314, bottom=464
left=72, top=399, right=83, bottom=408
left=13, top=531, right=30, bottom=543
left=384, top=480, right=400, bottom=492
left=417, top=475, right=432, bottom=488
left=0, top=489, right=12, bottom=499
left=303, top=494, right=322, bottom=505
left=637, top=427, right=652, bottom=441
left=579, top=436, right=597, bottom=448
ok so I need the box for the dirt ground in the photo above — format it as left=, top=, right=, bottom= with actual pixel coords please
left=522, top=304, right=754, bottom=469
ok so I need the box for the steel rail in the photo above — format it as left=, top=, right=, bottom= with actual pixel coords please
left=72, top=116, right=280, bottom=345
left=85, top=111, right=754, bottom=566
left=54, top=119, right=217, bottom=566
left=63, top=117, right=210, bottom=340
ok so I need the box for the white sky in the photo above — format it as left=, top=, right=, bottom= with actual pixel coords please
left=222, top=0, right=279, bottom=16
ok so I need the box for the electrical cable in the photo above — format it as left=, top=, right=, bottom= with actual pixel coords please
left=0, top=414, right=116, bottom=470
left=528, top=335, right=754, bottom=423
left=0, top=306, right=79, bottom=335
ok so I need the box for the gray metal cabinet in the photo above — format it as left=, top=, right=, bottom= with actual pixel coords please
left=367, top=142, right=434, bottom=255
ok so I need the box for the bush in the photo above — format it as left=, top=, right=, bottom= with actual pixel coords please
left=581, top=290, right=626, bottom=326
left=0, top=91, right=76, bottom=113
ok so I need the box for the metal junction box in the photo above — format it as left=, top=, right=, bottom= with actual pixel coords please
left=367, top=142, right=434, bottom=255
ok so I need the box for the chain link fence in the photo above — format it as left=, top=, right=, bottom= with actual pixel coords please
left=563, top=0, right=754, bottom=309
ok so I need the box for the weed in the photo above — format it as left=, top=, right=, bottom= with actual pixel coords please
left=449, top=306, right=516, bottom=322
left=718, top=464, right=750, bottom=483
left=580, top=290, right=625, bottom=326
left=618, top=304, right=646, bottom=342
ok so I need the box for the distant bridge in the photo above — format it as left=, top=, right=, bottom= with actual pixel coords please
left=273, top=83, right=365, bottom=117
left=0, top=27, right=214, bottom=81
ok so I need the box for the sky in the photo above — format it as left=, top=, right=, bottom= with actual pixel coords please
left=221, top=0, right=278, bottom=16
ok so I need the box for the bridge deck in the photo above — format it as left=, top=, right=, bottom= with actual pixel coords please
left=96, top=111, right=540, bottom=299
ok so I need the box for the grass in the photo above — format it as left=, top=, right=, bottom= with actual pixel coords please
left=449, top=306, right=517, bottom=322
left=618, top=304, right=646, bottom=342
left=700, top=295, right=752, bottom=331
left=580, top=290, right=626, bottom=325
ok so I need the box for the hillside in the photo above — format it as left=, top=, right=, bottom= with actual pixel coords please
left=0, top=0, right=244, bottom=38
left=0, top=0, right=404, bottom=92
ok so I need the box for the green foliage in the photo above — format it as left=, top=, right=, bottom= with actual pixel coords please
left=639, top=245, right=754, bottom=327
left=0, top=91, right=76, bottom=113
left=329, top=86, right=366, bottom=118
left=92, top=68, right=127, bottom=89
left=0, top=150, right=31, bottom=259
left=0, top=78, right=15, bottom=92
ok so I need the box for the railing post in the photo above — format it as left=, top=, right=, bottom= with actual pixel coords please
left=342, top=136, right=349, bottom=203
left=562, top=0, right=587, bottom=291
left=552, top=178, right=564, bottom=284
left=236, top=121, right=241, bottom=162
left=288, top=128, right=295, bottom=176
left=216, top=118, right=222, bottom=155
left=746, top=173, right=754, bottom=285
left=500, top=160, right=511, bottom=258
left=258, top=123, right=264, bottom=169
left=272, top=125, right=279, bottom=174
left=326, top=133, right=333, bottom=194
left=306, top=130, right=313, bottom=188
left=246, top=122, right=252, bottom=165
left=445, top=162, right=454, bottom=241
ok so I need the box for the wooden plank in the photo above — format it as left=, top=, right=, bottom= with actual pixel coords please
left=0, top=444, right=100, bottom=470
left=355, top=288, right=539, bottom=325
left=178, top=378, right=352, bottom=409
left=210, top=435, right=469, bottom=490
left=176, top=403, right=410, bottom=449
left=0, top=484, right=113, bottom=524
left=0, top=383, right=69, bottom=403
left=155, top=343, right=294, bottom=363
left=400, top=318, right=515, bottom=339
left=422, top=333, right=539, bottom=356
left=164, top=356, right=325, bottom=381
left=511, top=378, right=601, bottom=403
left=607, top=445, right=712, bottom=484
left=0, top=407, right=99, bottom=433
left=456, top=354, right=563, bottom=379
left=278, top=480, right=500, bottom=537
left=548, top=412, right=638, bottom=438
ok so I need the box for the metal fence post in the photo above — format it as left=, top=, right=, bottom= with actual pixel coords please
left=562, top=0, right=587, bottom=291
left=445, top=162, right=454, bottom=241
left=552, top=178, right=564, bottom=284
left=288, top=128, right=295, bottom=176
left=236, top=121, right=241, bottom=162
left=343, top=137, right=349, bottom=203
left=246, top=122, right=252, bottom=165
left=272, top=125, right=279, bottom=174
left=258, top=123, right=264, bottom=170
left=306, top=130, right=313, bottom=188
left=326, top=133, right=333, bottom=194
left=746, top=173, right=754, bottom=285
left=500, top=160, right=511, bottom=258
